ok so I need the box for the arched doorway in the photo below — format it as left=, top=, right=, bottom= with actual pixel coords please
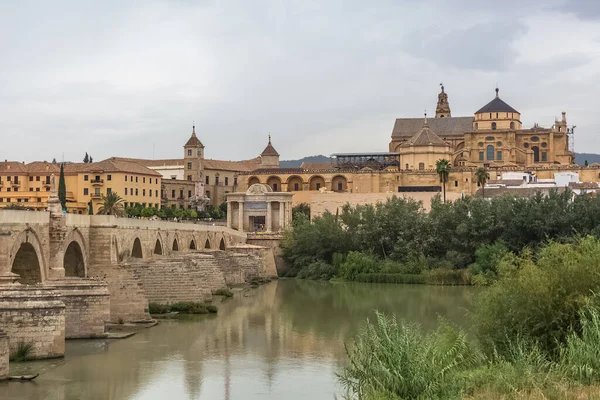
left=204, top=239, right=211, bottom=249
left=12, top=242, right=42, bottom=284
left=287, top=176, right=304, bottom=192
left=131, top=238, right=143, bottom=258
left=532, top=146, right=540, bottom=163
left=172, top=239, right=179, bottom=251
left=190, top=240, right=196, bottom=250
left=309, top=175, right=326, bottom=191
left=64, top=241, right=85, bottom=277
left=248, top=176, right=260, bottom=186
left=154, top=239, right=163, bottom=255
left=332, top=175, right=348, bottom=192
left=266, top=176, right=282, bottom=192
left=219, top=238, right=226, bottom=250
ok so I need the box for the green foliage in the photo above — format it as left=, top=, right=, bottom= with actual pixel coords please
left=148, top=302, right=170, bottom=314
left=58, top=162, right=67, bottom=210
left=297, top=260, right=338, bottom=280
left=353, top=273, right=426, bottom=284
left=471, top=236, right=600, bottom=357
left=214, top=287, right=233, bottom=297
left=475, top=167, right=490, bottom=198
left=97, top=191, right=125, bottom=217
left=435, top=159, right=451, bottom=203
left=339, top=312, right=477, bottom=399
left=292, top=202, right=311, bottom=222
left=206, top=305, right=218, bottom=313
left=88, top=200, right=93, bottom=215
left=5, top=204, right=26, bottom=210
left=149, top=301, right=213, bottom=314
left=424, top=269, right=472, bottom=286
left=338, top=251, right=379, bottom=281
left=9, top=341, right=34, bottom=362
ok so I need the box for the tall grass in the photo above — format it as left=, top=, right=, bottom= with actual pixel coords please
left=10, top=341, right=34, bottom=362
left=338, top=312, right=478, bottom=399
left=559, top=305, right=600, bottom=385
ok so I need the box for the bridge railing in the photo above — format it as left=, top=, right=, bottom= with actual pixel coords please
left=0, top=210, right=50, bottom=224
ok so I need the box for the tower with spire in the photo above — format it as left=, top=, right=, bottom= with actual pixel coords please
left=436, top=83, right=451, bottom=118
left=260, top=135, right=280, bottom=169
left=183, top=124, right=205, bottom=182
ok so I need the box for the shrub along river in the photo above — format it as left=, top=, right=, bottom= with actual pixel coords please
left=1, top=279, right=473, bottom=400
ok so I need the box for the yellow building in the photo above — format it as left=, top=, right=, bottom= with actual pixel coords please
left=0, top=159, right=161, bottom=214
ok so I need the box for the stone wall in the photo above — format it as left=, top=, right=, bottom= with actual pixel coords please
left=0, top=330, right=8, bottom=380
left=44, top=279, right=110, bottom=339
left=0, top=285, right=65, bottom=359
left=245, top=235, right=284, bottom=274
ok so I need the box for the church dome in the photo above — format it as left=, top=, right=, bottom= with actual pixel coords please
left=476, top=88, right=519, bottom=114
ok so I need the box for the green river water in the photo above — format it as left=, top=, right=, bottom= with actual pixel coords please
left=1, top=279, right=473, bottom=400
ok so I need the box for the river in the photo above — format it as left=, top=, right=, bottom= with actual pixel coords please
left=1, top=279, right=473, bottom=400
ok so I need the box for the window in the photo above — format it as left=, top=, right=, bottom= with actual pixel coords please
left=142, top=189, right=146, bottom=196
left=187, top=175, right=192, bottom=181
left=479, top=152, right=484, bottom=161
left=149, top=190, right=152, bottom=197
left=95, top=175, right=100, bottom=181
left=496, top=112, right=498, bottom=118
left=7, top=188, right=10, bottom=192
left=84, top=188, right=89, bottom=195
left=135, top=188, right=138, bottom=196
left=36, top=188, right=40, bottom=192
left=541, top=142, right=547, bottom=148
left=29, top=176, right=33, bottom=182
left=17, top=198, right=21, bottom=203
left=14, top=187, right=18, bottom=192
left=188, top=190, right=192, bottom=198
left=524, top=143, right=529, bottom=149
left=486, top=145, right=495, bottom=160
left=532, top=146, right=540, bottom=162
left=107, top=175, right=112, bottom=181
left=188, top=149, right=192, bottom=156
left=179, top=190, right=183, bottom=198
left=187, top=162, right=192, bottom=170
left=531, top=136, right=540, bottom=142
left=497, top=142, right=502, bottom=147
left=491, top=122, right=497, bottom=130
left=95, top=188, right=100, bottom=195
left=497, top=151, right=502, bottom=161
left=454, top=181, right=458, bottom=187
left=206, top=190, right=210, bottom=198
left=172, top=190, right=175, bottom=198
left=130, top=176, right=133, bottom=182
left=419, top=162, right=425, bottom=170
left=36, top=176, right=40, bottom=181
left=125, top=176, right=128, bottom=182
left=107, top=188, right=112, bottom=194
left=215, top=176, right=219, bottom=185
left=29, top=188, right=33, bottom=192
left=405, top=163, right=409, bottom=170
left=489, top=113, right=492, bottom=119
left=205, top=176, right=209, bottom=185
left=84, top=175, right=88, bottom=181
left=155, top=190, right=158, bottom=197
left=466, top=178, right=469, bottom=182
left=510, top=122, right=515, bottom=129
left=135, top=176, right=138, bottom=183
left=316, top=183, right=321, bottom=190
left=24, top=198, right=28, bottom=202
left=294, top=183, right=299, bottom=191
left=542, top=152, right=547, bottom=162
left=6, top=198, right=10, bottom=202
left=273, top=183, right=278, bottom=192
left=143, top=177, right=145, bottom=183
left=6, top=176, right=10, bottom=181
left=234, top=177, right=238, bottom=186
left=130, top=187, right=133, bottom=195
left=225, top=177, right=229, bottom=186
left=125, top=188, right=128, bottom=195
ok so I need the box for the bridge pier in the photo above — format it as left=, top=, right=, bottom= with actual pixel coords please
left=47, top=192, right=66, bottom=280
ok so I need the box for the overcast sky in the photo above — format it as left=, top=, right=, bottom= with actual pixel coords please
left=2, top=0, right=599, bottom=163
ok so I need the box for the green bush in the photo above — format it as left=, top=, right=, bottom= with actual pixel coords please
left=148, top=302, right=170, bottom=314
left=297, top=260, right=338, bottom=280
left=338, top=312, right=478, bottom=399
left=169, top=302, right=209, bottom=314
left=339, top=251, right=379, bottom=281
left=206, top=305, right=218, bottom=314
left=425, top=269, right=472, bottom=286
left=471, top=236, right=600, bottom=357
left=353, top=273, right=426, bottom=285
left=9, top=342, right=34, bottom=362
left=214, top=287, right=233, bottom=297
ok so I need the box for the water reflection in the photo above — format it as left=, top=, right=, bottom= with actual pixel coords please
left=0, top=280, right=473, bottom=400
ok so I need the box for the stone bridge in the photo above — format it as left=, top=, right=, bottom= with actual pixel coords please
left=0, top=209, right=277, bottom=363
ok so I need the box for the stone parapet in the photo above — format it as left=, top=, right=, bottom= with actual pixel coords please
left=0, top=285, right=65, bottom=359
left=43, top=279, right=110, bottom=339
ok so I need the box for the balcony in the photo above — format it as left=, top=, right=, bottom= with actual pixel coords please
left=11, top=181, right=21, bottom=188
left=177, top=197, right=186, bottom=203
left=43, top=181, right=51, bottom=188
left=91, top=179, right=104, bottom=186
left=90, top=193, right=102, bottom=199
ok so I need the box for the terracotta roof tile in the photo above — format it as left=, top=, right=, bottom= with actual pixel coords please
left=25, top=162, right=61, bottom=174
left=300, top=162, right=336, bottom=170
left=111, top=156, right=262, bottom=172
left=0, top=162, right=27, bottom=174
left=261, top=138, right=280, bottom=157
left=64, top=158, right=161, bottom=176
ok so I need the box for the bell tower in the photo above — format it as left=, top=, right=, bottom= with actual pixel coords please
left=183, top=124, right=205, bottom=182
left=436, top=83, right=451, bottom=118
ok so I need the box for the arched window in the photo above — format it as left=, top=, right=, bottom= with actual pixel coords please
left=474, top=122, right=478, bottom=130
left=491, top=122, right=497, bottom=130
left=510, top=122, right=515, bottom=129
left=418, top=162, right=425, bottom=170
left=532, top=146, right=540, bottom=162
left=486, top=145, right=495, bottom=160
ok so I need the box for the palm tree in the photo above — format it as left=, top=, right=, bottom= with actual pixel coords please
left=97, top=191, right=125, bottom=217
left=475, top=167, right=491, bottom=199
left=435, top=159, right=451, bottom=203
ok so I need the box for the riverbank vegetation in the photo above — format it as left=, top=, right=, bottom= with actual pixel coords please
left=283, top=190, right=600, bottom=284
left=340, top=237, right=600, bottom=399
left=148, top=302, right=217, bottom=315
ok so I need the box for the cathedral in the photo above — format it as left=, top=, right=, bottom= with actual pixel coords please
left=389, top=86, right=574, bottom=169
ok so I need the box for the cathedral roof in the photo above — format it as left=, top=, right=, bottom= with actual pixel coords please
left=185, top=126, right=204, bottom=148
left=476, top=88, right=519, bottom=114
left=392, top=117, right=473, bottom=138
left=401, top=120, right=448, bottom=147
left=261, top=136, right=279, bottom=157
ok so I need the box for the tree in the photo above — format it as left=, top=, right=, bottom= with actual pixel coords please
left=58, top=163, right=67, bottom=210
left=88, top=200, right=94, bottom=215
left=585, top=160, right=589, bottom=167
left=52, top=158, right=57, bottom=164
left=97, top=191, right=125, bottom=217
left=83, top=152, right=89, bottom=163
left=435, top=159, right=451, bottom=203
left=475, top=167, right=491, bottom=199
left=293, top=203, right=311, bottom=222
left=89, top=156, right=93, bottom=163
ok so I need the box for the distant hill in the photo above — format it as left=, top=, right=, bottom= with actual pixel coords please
left=575, top=153, right=600, bottom=166
left=279, top=155, right=333, bottom=168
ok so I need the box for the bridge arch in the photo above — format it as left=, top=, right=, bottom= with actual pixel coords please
left=10, top=228, right=46, bottom=284
left=189, top=239, right=197, bottom=250
left=63, top=228, right=87, bottom=278
left=204, top=238, right=211, bottom=249
left=131, top=237, right=143, bottom=259
left=153, top=239, right=163, bottom=255
left=172, top=235, right=179, bottom=252
left=219, top=237, right=226, bottom=250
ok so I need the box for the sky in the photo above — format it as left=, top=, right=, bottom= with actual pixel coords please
left=2, top=0, right=600, bottom=163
